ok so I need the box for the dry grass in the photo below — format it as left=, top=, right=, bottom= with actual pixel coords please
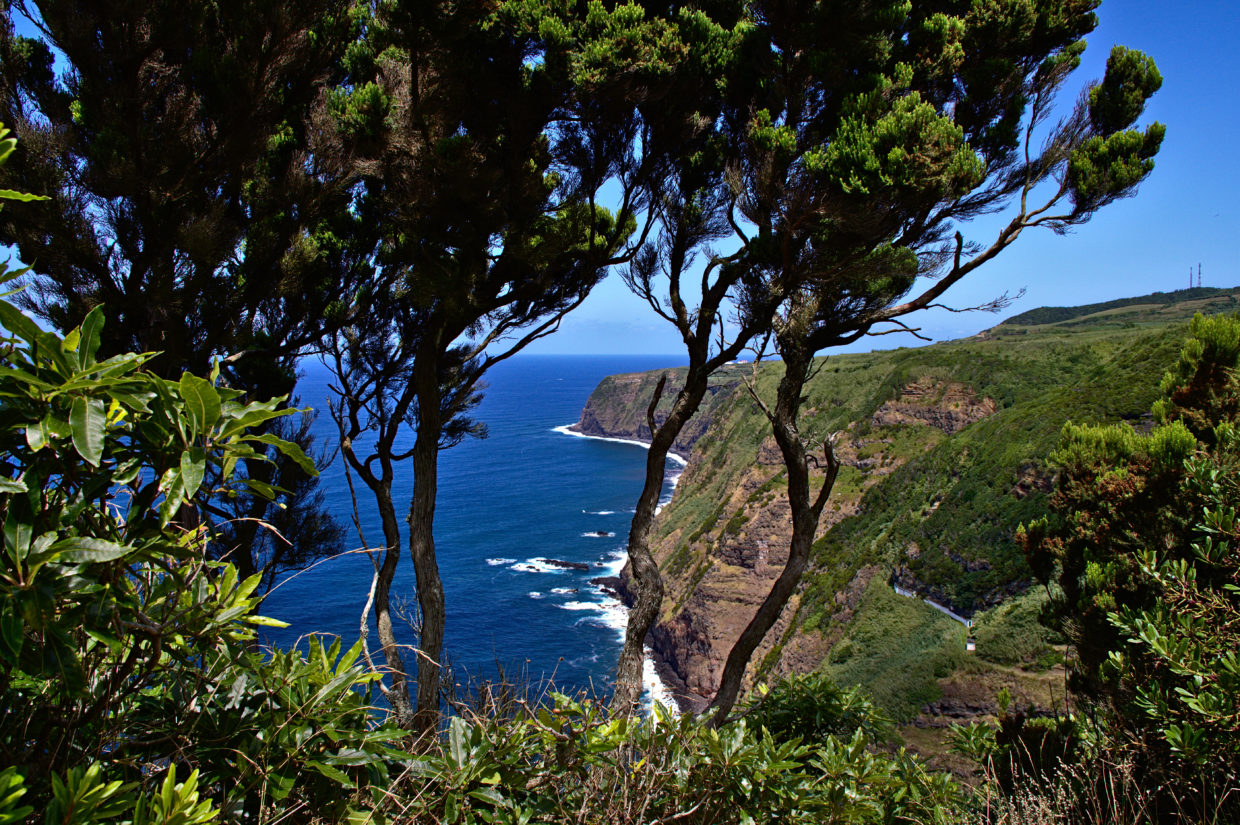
left=967, top=751, right=1239, bottom=825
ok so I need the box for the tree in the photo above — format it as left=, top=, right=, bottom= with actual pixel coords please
left=326, top=0, right=669, bottom=731
left=690, top=0, right=1165, bottom=723
left=1022, top=313, right=1240, bottom=819
left=609, top=1, right=785, bottom=712
left=0, top=0, right=365, bottom=591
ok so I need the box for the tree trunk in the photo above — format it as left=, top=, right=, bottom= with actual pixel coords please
left=708, top=346, right=839, bottom=726
left=409, top=350, right=446, bottom=734
left=374, top=485, right=417, bottom=728
left=610, top=376, right=707, bottom=712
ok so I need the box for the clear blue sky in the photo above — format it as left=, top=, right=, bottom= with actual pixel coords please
left=531, top=0, right=1240, bottom=355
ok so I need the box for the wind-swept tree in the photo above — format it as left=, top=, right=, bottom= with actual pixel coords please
left=609, top=1, right=787, bottom=712
left=326, top=0, right=673, bottom=731
left=0, top=0, right=366, bottom=588
left=653, top=0, right=1167, bottom=724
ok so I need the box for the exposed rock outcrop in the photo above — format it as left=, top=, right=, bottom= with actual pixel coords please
left=569, top=368, right=744, bottom=456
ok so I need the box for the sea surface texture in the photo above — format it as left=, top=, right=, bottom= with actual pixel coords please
left=262, top=354, right=686, bottom=705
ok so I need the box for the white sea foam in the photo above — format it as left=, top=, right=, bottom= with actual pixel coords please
left=510, top=559, right=567, bottom=574
left=598, top=551, right=627, bottom=578
left=550, top=587, right=577, bottom=595
left=486, top=557, right=516, bottom=566
left=558, top=601, right=601, bottom=611
left=553, top=424, right=690, bottom=465
left=581, top=531, right=616, bottom=538
left=583, top=510, right=618, bottom=515
left=643, top=647, right=678, bottom=711
left=551, top=424, right=681, bottom=714
left=528, top=592, right=544, bottom=599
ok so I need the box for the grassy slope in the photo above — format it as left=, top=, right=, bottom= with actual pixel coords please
left=651, top=287, right=1240, bottom=722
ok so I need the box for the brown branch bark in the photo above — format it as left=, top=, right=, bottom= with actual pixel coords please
left=707, top=344, right=840, bottom=726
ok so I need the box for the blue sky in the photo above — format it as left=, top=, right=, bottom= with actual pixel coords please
left=532, top=0, right=1240, bottom=355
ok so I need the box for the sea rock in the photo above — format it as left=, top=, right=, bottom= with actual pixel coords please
left=537, top=558, right=590, bottom=571
left=569, top=368, right=743, bottom=456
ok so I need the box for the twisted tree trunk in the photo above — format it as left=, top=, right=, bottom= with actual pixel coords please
left=708, top=344, right=839, bottom=726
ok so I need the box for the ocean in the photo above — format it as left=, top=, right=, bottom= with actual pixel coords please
left=260, top=354, right=688, bottom=706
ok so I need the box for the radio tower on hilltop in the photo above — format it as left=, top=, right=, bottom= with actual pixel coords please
left=1198, top=263, right=1202, bottom=288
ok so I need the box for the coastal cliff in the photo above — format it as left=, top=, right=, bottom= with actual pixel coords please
left=567, top=364, right=749, bottom=457
left=573, top=286, right=1240, bottom=744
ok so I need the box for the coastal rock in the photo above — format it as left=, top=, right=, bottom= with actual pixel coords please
left=639, top=375, right=1000, bottom=710
left=537, top=558, right=590, bottom=571
left=589, top=576, right=632, bottom=604
left=871, top=379, right=997, bottom=435
left=568, top=367, right=745, bottom=456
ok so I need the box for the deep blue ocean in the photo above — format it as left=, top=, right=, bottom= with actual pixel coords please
left=260, top=354, right=687, bottom=703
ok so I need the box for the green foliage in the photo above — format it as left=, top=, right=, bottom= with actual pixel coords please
left=823, top=579, right=965, bottom=721
left=0, top=286, right=399, bottom=820
left=1023, top=312, right=1240, bottom=820
left=970, top=590, right=1063, bottom=670
left=742, top=671, right=894, bottom=746
left=1088, top=46, right=1164, bottom=135
left=949, top=708, right=1083, bottom=799
left=368, top=690, right=960, bottom=824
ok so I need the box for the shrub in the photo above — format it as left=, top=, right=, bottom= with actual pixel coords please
left=0, top=280, right=401, bottom=820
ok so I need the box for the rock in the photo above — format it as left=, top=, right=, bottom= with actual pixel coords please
left=537, top=558, right=590, bottom=571
left=590, top=575, right=634, bottom=606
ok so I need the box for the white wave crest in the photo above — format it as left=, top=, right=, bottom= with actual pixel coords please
left=486, top=557, right=516, bottom=566
left=509, top=559, right=567, bottom=574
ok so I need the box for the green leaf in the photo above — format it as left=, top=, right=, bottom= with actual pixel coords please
left=159, top=468, right=187, bottom=526
left=0, top=477, right=25, bottom=494
left=179, top=373, right=221, bottom=434
left=0, top=301, right=43, bottom=344
left=0, top=189, right=48, bottom=203
left=52, top=537, right=132, bottom=563
left=180, top=447, right=206, bottom=500
left=309, top=761, right=356, bottom=789
left=247, top=432, right=317, bottom=475
left=76, top=306, right=105, bottom=369
left=70, top=396, right=105, bottom=466
left=0, top=609, right=23, bottom=663
left=24, top=419, right=48, bottom=451
left=242, top=615, right=290, bottom=628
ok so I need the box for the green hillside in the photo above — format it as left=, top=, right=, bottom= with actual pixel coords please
left=643, top=287, right=1240, bottom=727
left=996, top=285, right=1239, bottom=328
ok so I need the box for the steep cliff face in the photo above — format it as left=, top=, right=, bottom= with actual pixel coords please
left=646, top=378, right=999, bottom=710
left=573, top=287, right=1239, bottom=725
left=568, top=365, right=745, bottom=457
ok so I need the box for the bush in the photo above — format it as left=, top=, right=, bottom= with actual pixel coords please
left=0, top=278, right=401, bottom=820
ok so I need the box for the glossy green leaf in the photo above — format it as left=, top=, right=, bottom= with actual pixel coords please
left=70, top=396, right=105, bottom=466
left=76, top=306, right=105, bottom=369
left=180, top=447, right=206, bottom=500
left=53, top=537, right=131, bottom=563
left=247, top=432, right=317, bottom=475
left=24, top=419, right=47, bottom=451
left=0, top=301, right=42, bottom=344
left=309, top=761, right=356, bottom=789
left=179, top=373, right=221, bottom=433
